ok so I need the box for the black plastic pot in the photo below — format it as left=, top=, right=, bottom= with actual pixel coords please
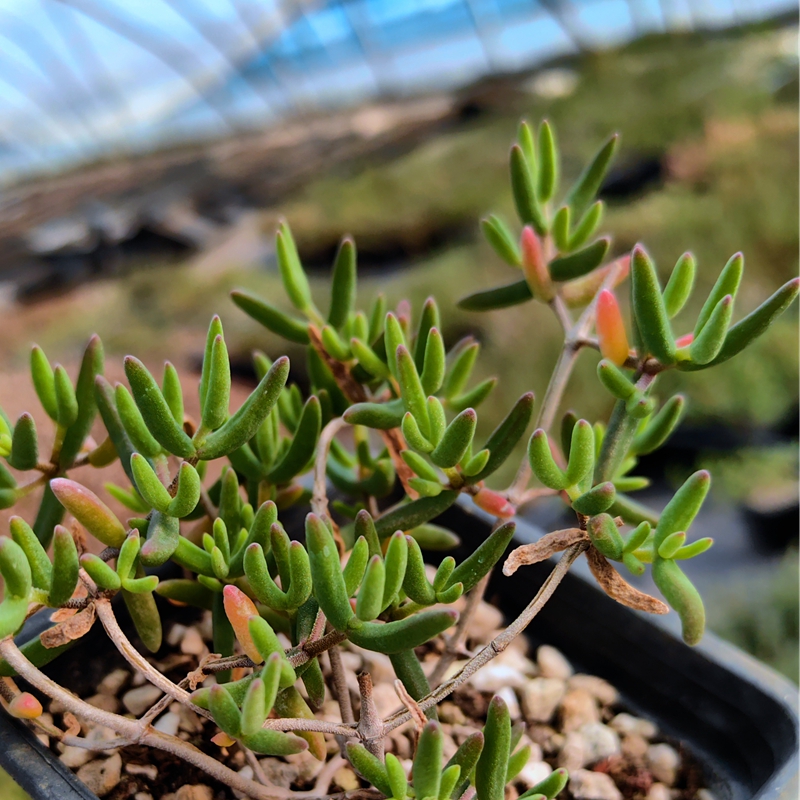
left=2, top=501, right=797, bottom=800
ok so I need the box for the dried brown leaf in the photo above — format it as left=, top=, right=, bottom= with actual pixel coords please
left=41, top=604, right=96, bottom=649
left=503, top=528, right=586, bottom=576
left=62, top=712, right=81, bottom=737
left=585, top=548, right=668, bottom=614
left=50, top=607, right=77, bottom=623
left=393, top=679, right=426, bottom=735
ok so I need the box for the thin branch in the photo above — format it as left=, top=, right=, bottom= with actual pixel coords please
left=313, top=417, right=348, bottom=520
left=357, top=672, right=383, bottom=758
left=94, top=599, right=212, bottom=720
left=382, top=542, right=587, bottom=733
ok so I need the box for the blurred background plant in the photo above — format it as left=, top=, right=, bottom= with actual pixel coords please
left=0, top=1, right=797, bottom=794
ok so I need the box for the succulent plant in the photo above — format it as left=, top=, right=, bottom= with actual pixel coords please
left=0, top=118, right=795, bottom=799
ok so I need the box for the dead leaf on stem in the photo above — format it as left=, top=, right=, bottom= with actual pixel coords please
left=503, top=528, right=586, bottom=576
left=41, top=604, right=96, bottom=649
left=585, top=548, right=668, bottom=614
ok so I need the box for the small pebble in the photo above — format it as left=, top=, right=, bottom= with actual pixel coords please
left=122, top=685, right=163, bottom=716
left=76, top=752, right=122, bottom=798
left=647, top=782, right=672, bottom=800
left=515, top=760, right=552, bottom=789
left=84, top=725, right=121, bottom=752
left=560, top=689, right=600, bottom=732
left=153, top=711, right=181, bottom=737
left=469, top=602, right=504, bottom=643
left=174, top=786, right=214, bottom=800
left=696, top=790, right=718, bottom=800
left=97, top=668, right=129, bottom=697
left=569, top=768, right=623, bottom=800
left=59, top=746, right=93, bottom=769
left=335, top=766, right=360, bottom=791
left=610, top=712, right=658, bottom=739
left=496, top=686, right=521, bottom=719
left=85, top=693, right=120, bottom=714
left=621, top=733, right=649, bottom=760
left=537, top=645, right=573, bottom=680
left=647, top=743, right=680, bottom=786
left=167, top=624, right=187, bottom=647
left=471, top=663, right=528, bottom=693
left=181, top=627, right=206, bottom=656
left=578, top=722, right=621, bottom=762
left=126, top=763, right=158, bottom=780
left=439, top=702, right=467, bottom=725
left=521, top=678, right=566, bottom=723
left=134, top=793, right=154, bottom=800
left=232, top=766, right=253, bottom=800
left=567, top=674, right=619, bottom=706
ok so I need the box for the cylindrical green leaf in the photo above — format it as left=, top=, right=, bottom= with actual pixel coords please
left=131, top=453, right=171, bottom=513
left=248, top=616, right=296, bottom=687
left=122, top=576, right=162, bottom=653
left=447, top=732, right=484, bottom=799
left=48, top=525, right=79, bottom=606
left=80, top=553, right=121, bottom=591
left=689, top=295, right=733, bottom=366
left=654, top=470, right=710, bottom=549
left=355, top=555, right=385, bottom=621
left=342, top=536, right=369, bottom=597
left=267, top=396, right=321, bottom=484
left=140, top=511, right=180, bottom=567
left=597, top=360, right=636, bottom=400
left=202, top=334, right=231, bottom=431
left=347, top=608, right=458, bottom=654
left=306, top=513, right=353, bottom=630
left=230, top=290, right=310, bottom=344
left=374, top=491, right=459, bottom=538
left=569, top=200, right=604, bottom=251
left=413, top=720, right=444, bottom=800
left=527, top=430, right=566, bottom=490
left=402, top=536, right=436, bottom=605
left=198, top=357, right=289, bottom=459
left=457, top=280, right=532, bottom=312
left=414, top=297, right=441, bottom=373
left=630, top=245, right=676, bottom=365
left=125, top=357, right=195, bottom=458
left=552, top=206, right=571, bottom=253
left=468, top=392, right=534, bottom=484
left=694, top=252, right=743, bottom=337
left=572, top=482, right=616, bottom=516
left=430, top=408, right=476, bottom=469
left=328, top=236, right=357, bottom=329
left=565, top=133, right=619, bottom=219
left=520, top=768, right=569, bottom=800
left=402, top=412, right=433, bottom=453
left=448, top=521, right=515, bottom=593
left=114, top=383, right=162, bottom=459
left=9, top=413, right=38, bottom=471
left=397, top=345, right=430, bottom=438
left=663, top=252, right=695, bottom=319
left=386, top=753, right=409, bottom=800
left=346, top=744, right=392, bottom=797
left=549, top=237, right=610, bottom=282
left=210, top=684, right=242, bottom=738
left=10, top=516, right=51, bottom=591
left=537, top=120, right=558, bottom=202
left=448, top=378, right=497, bottom=413
left=0, top=537, right=31, bottom=598
left=54, top=365, right=79, bottom=428
left=276, top=223, right=314, bottom=313
left=382, top=531, right=408, bottom=610
left=161, top=361, right=184, bottom=425
left=510, top=145, right=547, bottom=235
left=482, top=215, right=521, bottom=267
left=476, top=695, right=512, bottom=800
left=684, top=277, right=800, bottom=369
left=631, top=395, right=685, bottom=455
left=565, top=420, right=595, bottom=487
left=443, top=340, right=479, bottom=400
left=344, top=400, right=403, bottom=430
left=420, top=328, right=445, bottom=396
left=168, top=462, right=201, bottom=518
left=587, top=513, right=624, bottom=560
left=30, top=346, right=58, bottom=421
left=652, top=557, right=705, bottom=645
